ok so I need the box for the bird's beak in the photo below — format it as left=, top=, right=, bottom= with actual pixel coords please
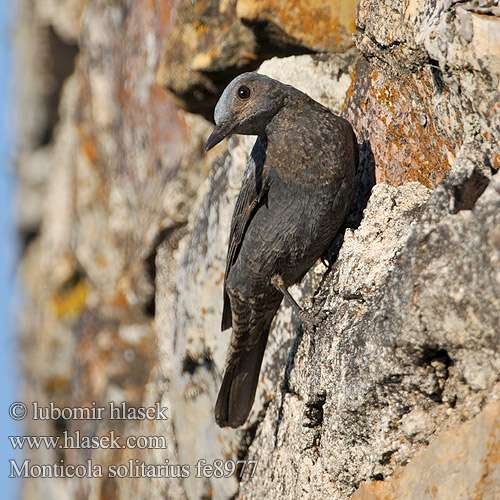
left=205, top=121, right=234, bottom=152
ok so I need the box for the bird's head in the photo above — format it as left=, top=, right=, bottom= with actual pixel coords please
left=205, top=73, right=288, bottom=152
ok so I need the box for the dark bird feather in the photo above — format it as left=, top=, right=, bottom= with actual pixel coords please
left=205, top=72, right=357, bottom=428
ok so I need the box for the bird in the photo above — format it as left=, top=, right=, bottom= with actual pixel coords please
left=205, top=72, right=358, bottom=428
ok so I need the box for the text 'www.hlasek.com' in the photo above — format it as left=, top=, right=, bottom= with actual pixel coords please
left=8, top=401, right=258, bottom=479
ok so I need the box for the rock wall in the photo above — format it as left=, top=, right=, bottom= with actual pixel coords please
left=14, top=1, right=499, bottom=500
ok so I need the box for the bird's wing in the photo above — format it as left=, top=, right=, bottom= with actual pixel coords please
left=221, top=137, right=269, bottom=331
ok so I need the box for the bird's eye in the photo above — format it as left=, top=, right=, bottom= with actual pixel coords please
left=237, top=85, right=251, bottom=99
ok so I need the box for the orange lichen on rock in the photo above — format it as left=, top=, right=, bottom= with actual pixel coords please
left=345, top=60, right=460, bottom=188
left=236, top=0, right=358, bottom=51
left=371, top=78, right=444, bottom=187
left=492, top=153, right=500, bottom=171
left=80, top=136, right=99, bottom=165
left=342, top=65, right=357, bottom=112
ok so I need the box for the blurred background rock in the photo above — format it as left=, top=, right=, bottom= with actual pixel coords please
left=12, top=1, right=500, bottom=499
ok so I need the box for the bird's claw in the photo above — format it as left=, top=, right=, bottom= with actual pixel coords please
left=299, top=308, right=328, bottom=329
left=299, top=310, right=316, bottom=329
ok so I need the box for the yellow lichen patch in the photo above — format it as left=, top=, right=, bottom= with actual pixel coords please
left=44, top=375, right=71, bottom=394
left=193, top=20, right=207, bottom=36
left=51, top=280, right=89, bottom=319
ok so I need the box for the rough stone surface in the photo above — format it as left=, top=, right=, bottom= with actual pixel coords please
left=236, top=147, right=500, bottom=500
left=157, top=0, right=358, bottom=118
left=352, top=400, right=500, bottom=500
left=152, top=54, right=358, bottom=499
left=14, top=0, right=500, bottom=499
left=236, top=0, right=358, bottom=52
left=345, top=0, right=500, bottom=187
left=15, top=1, right=208, bottom=499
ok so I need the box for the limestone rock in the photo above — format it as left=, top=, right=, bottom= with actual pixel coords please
left=345, top=0, right=500, bottom=187
left=14, top=0, right=500, bottom=499
left=157, top=0, right=358, bottom=118
left=236, top=143, right=500, bottom=500
left=236, top=0, right=357, bottom=52
left=352, top=400, right=500, bottom=500
left=15, top=2, right=209, bottom=499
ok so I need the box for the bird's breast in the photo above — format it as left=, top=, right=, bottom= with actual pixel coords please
left=231, top=170, right=342, bottom=290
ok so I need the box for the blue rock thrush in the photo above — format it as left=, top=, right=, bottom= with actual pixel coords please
left=205, top=72, right=358, bottom=428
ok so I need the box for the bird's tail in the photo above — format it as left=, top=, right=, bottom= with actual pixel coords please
left=215, top=325, right=271, bottom=428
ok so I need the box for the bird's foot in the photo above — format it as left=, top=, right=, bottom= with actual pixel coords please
left=271, top=274, right=326, bottom=329
left=299, top=309, right=327, bottom=330
left=298, top=309, right=315, bottom=330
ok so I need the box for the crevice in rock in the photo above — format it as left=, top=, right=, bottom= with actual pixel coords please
left=181, top=351, right=213, bottom=375
left=351, top=139, right=377, bottom=230
left=415, top=347, right=453, bottom=403
left=419, top=347, right=452, bottom=367
left=379, top=449, right=396, bottom=466
left=53, top=414, right=68, bottom=463
left=19, top=226, right=40, bottom=253
left=39, top=26, right=79, bottom=147
left=450, top=166, right=490, bottom=213
left=143, top=223, right=186, bottom=317
left=426, top=58, right=445, bottom=95
left=353, top=31, right=407, bottom=75
left=242, top=19, right=314, bottom=60
left=236, top=402, right=269, bottom=481
left=303, top=392, right=326, bottom=428
left=142, top=295, right=155, bottom=318
left=274, top=322, right=306, bottom=447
